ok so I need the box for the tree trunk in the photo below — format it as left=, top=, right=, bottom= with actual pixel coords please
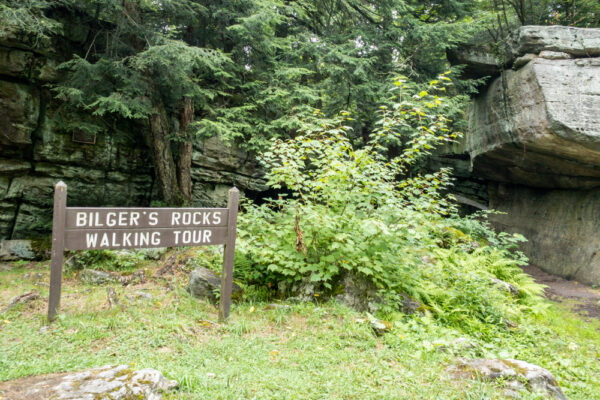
left=149, top=101, right=183, bottom=205
left=177, top=97, right=194, bottom=204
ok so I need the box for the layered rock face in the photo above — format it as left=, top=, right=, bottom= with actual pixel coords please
left=0, top=32, right=265, bottom=240
left=448, top=26, right=600, bottom=284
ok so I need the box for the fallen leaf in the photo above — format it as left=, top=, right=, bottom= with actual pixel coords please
left=199, top=320, right=215, bottom=328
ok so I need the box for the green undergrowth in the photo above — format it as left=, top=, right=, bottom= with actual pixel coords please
left=231, top=82, right=546, bottom=338
left=1, top=262, right=600, bottom=399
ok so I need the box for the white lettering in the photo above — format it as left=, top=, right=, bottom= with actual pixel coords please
left=100, top=233, right=109, bottom=247
left=106, top=212, right=116, bottom=227
left=171, top=212, right=181, bottom=225
left=203, top=230, right=212, bottom=243
left=193, top=212, right=202, bottom=225
left=76, top=212, right=87, bottom=227
left=148, top=212, right=158, bottom=226
left=86, top=233, right=98, bottom=248
left=182, top=212, right=191, bottom=225
left=118, top=212, right=127, bottom=227
left=123, top=232, right=132, bottom=247
left=182, top=230, right=191, bottom=244
left=130, top=212, right=140, bottom=226
left=192, top=230, right=202, bottom=244
left=95, top=212, right=104, bottom=227
left=151, top=232, right=160, bottom=245
left=111, top=232, right=120, bottom=247
left=174, top=230, right=181, bottom=244
left=213, top=212, right=222, bottom=225
left=140, top=232, right=150, bottom=246
left=202, top=213, right=211, bottom=225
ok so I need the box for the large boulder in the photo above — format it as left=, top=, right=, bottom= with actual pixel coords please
left=187, top=267, right=242, bottom=303
left=0, top=240, right=35, bottom=261
left=0, top=365, right=177, bottom=400
left=466, top=56, right=600, bottom=189
left=443, top=26, right=600, bottom=285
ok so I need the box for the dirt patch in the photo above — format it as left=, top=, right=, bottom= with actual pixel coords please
left=0, top=371, right=67, bottom=400
left=522, top=264, right=600, bottom=320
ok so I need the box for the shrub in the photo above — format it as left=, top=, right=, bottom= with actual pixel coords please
left=236, top=75, right=544, bottom=332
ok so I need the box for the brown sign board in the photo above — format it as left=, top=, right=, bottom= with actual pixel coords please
left=71, top=130, right=97, bottom=144
left=64, top=227, right=228, bottom=250
left=47, top=182, right=239, bottom=323
left=65, top=208, right=229, bottom=229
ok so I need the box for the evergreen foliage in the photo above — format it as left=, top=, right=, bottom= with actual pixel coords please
left=488, top=0, right=600, bottom=27
left=0, top=0, right=488, bottom=204
left=5, top=0, right=595, bottom=206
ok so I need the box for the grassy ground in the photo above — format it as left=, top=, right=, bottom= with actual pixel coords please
left=1, top=259, right=600, bottom=399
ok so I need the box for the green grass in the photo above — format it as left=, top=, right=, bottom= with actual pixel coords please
left=1, top=261, right=600, bottom=399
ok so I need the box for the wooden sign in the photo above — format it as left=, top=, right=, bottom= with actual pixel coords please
left=71, top=130, right=97, bottom=144
left=47, top=181, right=239, bottom=322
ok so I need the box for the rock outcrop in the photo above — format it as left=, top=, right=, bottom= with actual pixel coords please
left=0, top=365, right=177, bottom=400
left=446, top=26, right=600, bottom=285
left=0, top=27, right=266, bottom=240
left=187, top=267, right=242, bottom=302
left=468, top=55, right=600, bottom=189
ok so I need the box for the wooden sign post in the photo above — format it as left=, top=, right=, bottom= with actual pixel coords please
left=47, top=181, right=239, bottom=322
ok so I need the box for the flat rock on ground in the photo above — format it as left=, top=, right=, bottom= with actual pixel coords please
left=452, top=358, right=566, bottom=399
left=0, top=365, right=177, bottom=400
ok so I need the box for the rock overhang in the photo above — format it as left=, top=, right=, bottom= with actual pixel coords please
left=465, top=56, right=600, bottom=189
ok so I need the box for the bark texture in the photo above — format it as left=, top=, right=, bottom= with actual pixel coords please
left=149, top=101, right=182, bottom=205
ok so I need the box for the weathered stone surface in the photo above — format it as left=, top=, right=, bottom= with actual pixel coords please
left=452, top=358, right=566, bottom=400
left=366, top=313, right=391, bottom=336
left=0, top=31, right=265, bottom=241
left=447, top=30, right=505, bottom=79
left=79, top=269, right=122, bottom=285
left=0, top=47, right=57, bottom=82
left=0, top=239, right=34, bottom=261
left=450, top=26, right=600, bottom=79
left=334, top=272, right=381, bottom=313
left=538, top=50, right=572, bottom=60
left=0, top=201, right=17, bottom=238
left=466, top=57, right=600, bottom=189
left=33, top=127, right=150, bottom=173
left=442, top=26, right=600, bottom=285
left=0, top=365, right=178, bottom=400
left=9, top=203, right=52, bottom=238
left=187, top=267, right=242, bottom=302
left=511, top=25, right=600, bottom=58
left=0, top=159, right=31, bottom=175
left=0, top=81, right=39, bottom=146
left=489, top=184, right=600, bottom=285
left=513, top=53, right=537, bottom=69
left=191, top=136, right=267, bottom=206
left=490, top=277, right=520, bottom=296
left=0, top=47, right=34, bottom=79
